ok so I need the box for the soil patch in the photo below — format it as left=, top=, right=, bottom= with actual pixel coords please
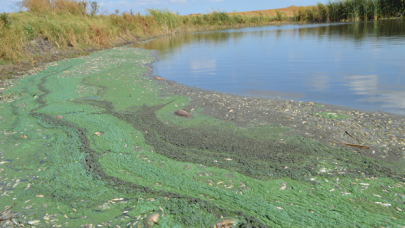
left=0, top=35, right=142, bottom=82
left=231, top=6, right=307, bottom=17
left=159, top=78, right=405, bottom=164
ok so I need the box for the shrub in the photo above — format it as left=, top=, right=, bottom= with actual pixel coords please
left=1, top=13, right=12, bottom=28
left=20, top=0, right=88, bottom=16
left=24, top=24, right=34, bottom=38
left=90, top=1, right=99, bottom=17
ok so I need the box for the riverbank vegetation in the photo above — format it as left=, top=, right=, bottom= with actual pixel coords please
left=1, top=0, right=404, bottom=78
left=295, top=0, right=405, bottom=22
left=0, top=0, right=283, bottom=69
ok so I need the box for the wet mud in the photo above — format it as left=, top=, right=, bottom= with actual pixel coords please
left=24, top=60, right=268, bottom=227
left=0, top=46, right=404, bottom=227
left=79, top=99, right=403, bottom=181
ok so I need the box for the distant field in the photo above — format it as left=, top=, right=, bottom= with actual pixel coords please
left=230, top=6, right=307, bottom=17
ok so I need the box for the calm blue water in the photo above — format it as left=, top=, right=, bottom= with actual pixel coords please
left=140, top=19, right=405, bottom=115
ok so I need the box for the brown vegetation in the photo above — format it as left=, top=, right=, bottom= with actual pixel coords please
left=2, top=0, right=404, bottom=81
left=230, top=5, right=308, bottom=17
left=0, top=0, right=293, bottom=73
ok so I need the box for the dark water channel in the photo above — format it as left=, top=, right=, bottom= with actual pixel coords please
left=139, top=19, right=405, bottom=115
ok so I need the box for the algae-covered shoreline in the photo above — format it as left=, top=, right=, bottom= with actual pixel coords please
left=0, top=46, right=404, bottom=227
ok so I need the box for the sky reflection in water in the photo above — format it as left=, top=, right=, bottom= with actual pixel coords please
left=139, top=19, right=405, bottom=115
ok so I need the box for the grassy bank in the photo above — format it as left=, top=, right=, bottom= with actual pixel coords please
left=0, top=0, right=286, bottom=71
left=1, top=0, right=404, bottom=79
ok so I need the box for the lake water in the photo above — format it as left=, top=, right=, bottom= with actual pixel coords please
left=139, top=19, right=405, bottom=115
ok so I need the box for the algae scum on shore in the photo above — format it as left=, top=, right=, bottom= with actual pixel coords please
left=0, top=47, right=404, bottom=227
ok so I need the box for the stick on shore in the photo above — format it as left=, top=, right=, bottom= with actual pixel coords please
left=122, top=70, right=131, bottom=97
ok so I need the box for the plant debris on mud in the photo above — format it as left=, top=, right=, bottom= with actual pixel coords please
left=0, top=46, right=403, bottom=227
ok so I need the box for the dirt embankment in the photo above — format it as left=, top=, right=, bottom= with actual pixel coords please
left=230, top=6, right=307, bottom=17
left=0, top=36, right=142, bottom=82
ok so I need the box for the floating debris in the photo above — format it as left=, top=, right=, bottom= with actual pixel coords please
left=174, top=110, right=191, bottom=117
left=0, top=207, right=18, bottom=222
left=28, top=220, right=40, bottom=226
left=97, top=203, right=110, bottom=210
left=375, top=202, right=392, bottom=207
left=0, top=206, right=25, bottom=227
left=94, top=132, right=104, bottom=136
left=214, top=219, right=235, bottom=228
left=144, top=213, right=160, bottom=227
left=345, top=131, right=360, bottom=142
left=330, top=140, right=369, bottom=149
left=154, top=77, right=166, bottom=81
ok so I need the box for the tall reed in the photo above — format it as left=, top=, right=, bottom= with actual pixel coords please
left=295, top=0, right=404, bottom=22
left=147, top=9, right=181, bottom=33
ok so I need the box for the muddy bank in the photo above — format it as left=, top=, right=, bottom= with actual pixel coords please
left=0, top=46, right=404, bottom=227
left=0, top=36, right=139, bottom=81
left=160, top=80, right=405, bottom=163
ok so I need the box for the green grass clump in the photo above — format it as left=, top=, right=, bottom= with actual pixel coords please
left=1, top=12, right=11, bottom=28
left=314, top=111, right=349, bottom=119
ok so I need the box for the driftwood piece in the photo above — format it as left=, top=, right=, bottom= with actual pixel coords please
left=174, top=110, right=191, bottom=117
left=345, top=131, right=360, bottom=142
left=331, top=140, right=369, bottom=149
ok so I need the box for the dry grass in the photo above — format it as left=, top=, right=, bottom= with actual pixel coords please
left=230, top=5, right=308, bottom=17
left=20, top=0, right=87, bottom=15
left=3, top=0, right=402, bottom=67
left=0, top=0, right=289, bottom=65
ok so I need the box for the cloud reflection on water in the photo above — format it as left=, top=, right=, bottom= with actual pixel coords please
left=344, top=75, right=405, bottom=113
left=189, top=59, right=217, bottom=74
left=309, top=75, right=330, bottom=91
left=139, top=19, right=405, bottom=115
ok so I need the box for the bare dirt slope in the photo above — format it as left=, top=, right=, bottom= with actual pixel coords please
left=231, top=5, right=306, bottom=17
